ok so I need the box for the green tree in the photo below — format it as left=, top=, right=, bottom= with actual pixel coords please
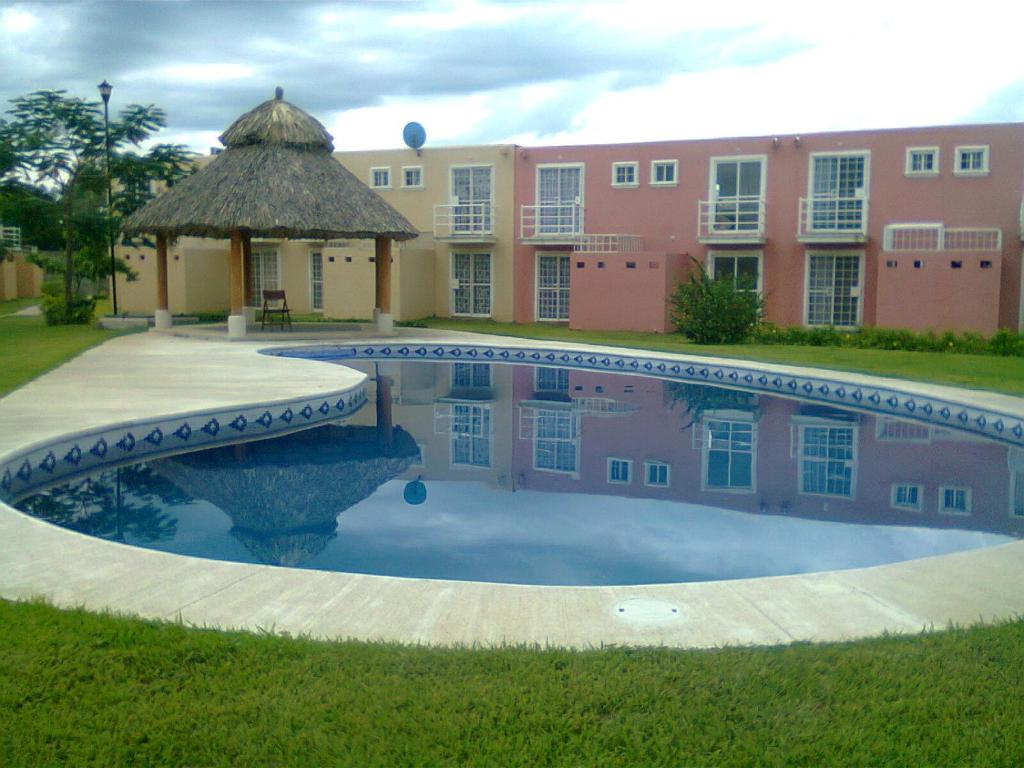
left=4, top=90, right=192, bottom=321
left=670, top=258, right=764, bottom=344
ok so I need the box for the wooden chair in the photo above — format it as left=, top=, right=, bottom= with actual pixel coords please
left=261, top=289, right=292, bottom=330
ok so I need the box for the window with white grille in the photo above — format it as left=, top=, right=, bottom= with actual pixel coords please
left=537, top=165, right=583, bottom=234
left=309, top=251, right=323, bottom=311
left=452, top=362, right=491, bottom=388
left=799, top=425, right=857, bottom=497
left=612, top=162, right=638, bottom=187
left=451, top=404, right=491, bottom=468
left=452, top=253, right=491, bottom=317
left=954, top=146, right=989, bottom=175
left=402, top=166, right=423, bottom=188
left=905, top=148, right=939, bottom=177
left=810, top=153, right=868, bottom=231
left=370, top=167, right=391, bottom=188
left=891, top=483, right=923, bottom=511
left=644, top=461, right=670, bottom=487
left=247, top=246, right=279, bottom=303
left=536, top=253, right=570, bottom=321
left=703, top=419, right=755, bottom=491
left=711, top=157, right=763, bottom=232
left=535, top=366, right=569, bottom=393
left=939, top=485, right=971, bottom=515
left=651, top=160, right=677, bottom=186
left=806, top=253, right=862, bottom=327
left=711, top=252, right=761, bottom=292
left=451, top=166, right=492, bottom=233
left=607, top=458, right=632, bottom=484
left=533, top=408, right=579, bottom=474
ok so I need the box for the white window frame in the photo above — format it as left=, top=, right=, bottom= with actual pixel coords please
left=938, top=485, right=972, bottom=516
left=701, top=411, right=757, bottom=493
left=247, top=245, right=281, bottom=306
left=535, top=366, right=570, bottom=393
left=530, top=406, right=580, bottom=476
left=535, top=251, right=571, bottom=322
left=449, top=402, right=492, bottom=469
left=794, top=418, right=858, bottom=499
left=401, top=165, right=423, bottom=189
left=308, top=249, right=323, bottom=313
left=708, top=154, right=766, bottom=234
left=709, top=251, right=763, bottom=294
left=450, top=252, right=492, bottom=318
left=643, top=460, right=671, bottom=488
left=535, top=163, right=585, bottom=236
left=611, top=161, right=638, bottom=188
left=370, top=166, right=391, bottom=189
left=650, top=159, right=678, bottom=187
left=803, top=250, right=864, bottom=328
left=954, top=145, right=989, bottom=176
left=806, top=150, right=870, bottom=234
left=452, top=362, right=491, bottom=389
left=607, top=457, right=633, bottom=485
left=890, top=483, right=923, bottom=512
left=905, top=147, right=939, bottom=177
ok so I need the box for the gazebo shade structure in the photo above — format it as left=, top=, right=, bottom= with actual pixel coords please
left=122, top=88, right=418, bottom=335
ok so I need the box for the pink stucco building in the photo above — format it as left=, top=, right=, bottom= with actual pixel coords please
left=513, top=124, right=1024, bottom=334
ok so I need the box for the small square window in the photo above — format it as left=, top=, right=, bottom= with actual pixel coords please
left=954, top=146, right=989, bottom=176
left=886, top=260, right=898, bottom=268
left=913, top=260, right=922, bottom=269
left=576, top=261, right=585, bottom=268
left=607, top=458, right=632, bottom=484
left=905, top=147, right=939, bottom=177
left=980, top=260, right=992, bottom=269
left=611, top=162, right=638, bottom=187
left=891, top=483, right=923, bottom=511
left=939, top=486, right=972, bottom=515
left=951, top=260, right=962, bottom=269
left=370, top=167, right=391, bottom=188
left=644, top=461, right=670, bottom=487
left=344, top=256, right=351, bottom=262
left=597, top=261, right=605, bottom=268
left=402, top=166, right=423, bottom=188
left=651, top=159, right=678, bottom=186
left=626, top=261, right=636, bottom=269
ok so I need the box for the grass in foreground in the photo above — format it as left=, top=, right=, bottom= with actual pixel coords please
left=0, top=309, right=135, bottom=397
left=1, top=600, right=1021, bottom=767
left=0, top=297, right=40, bottom=317
left=418, top=317, right=1024, bottom=395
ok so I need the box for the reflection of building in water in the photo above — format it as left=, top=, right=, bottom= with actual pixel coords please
left=345, top=360, right=1024, bottom=538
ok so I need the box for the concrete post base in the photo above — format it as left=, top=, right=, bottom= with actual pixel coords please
left=154, top=309, right=172, bottom=330
left=227, top=314, right=247, bottom=339
left=375, top=312, right=394, bottom=334
left=244, top=306, right=257, bottom=325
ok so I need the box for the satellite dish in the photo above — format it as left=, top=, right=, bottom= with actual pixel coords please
left=402, top=122, right=426, bottom=154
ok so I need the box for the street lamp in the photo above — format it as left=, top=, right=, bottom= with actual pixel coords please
left=98, top=79, right=117, bottom=315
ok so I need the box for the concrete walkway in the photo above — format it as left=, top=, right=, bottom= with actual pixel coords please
left=1, top=329, right=1022, bottom=648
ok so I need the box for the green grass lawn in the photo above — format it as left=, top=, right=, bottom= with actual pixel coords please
left=0, top=296, right=41, bottom=317
left=2, top=317, right=1024, bottom=765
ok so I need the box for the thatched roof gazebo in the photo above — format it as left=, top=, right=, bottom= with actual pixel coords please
left=123, top=87, right=418, bottom=336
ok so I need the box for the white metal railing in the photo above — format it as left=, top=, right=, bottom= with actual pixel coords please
left=1, top=225, right=22, bottom=251
left=698, top=196, right=765, bottom=240
left=520, top=202, right=583, bottom=240
left=573, top=234, right=643, bottom=253
left=883, top=223, right=1002, bottom=252
left=798, top=195, right=868, bottom=238
left=433, top=202, right=494, bottom=239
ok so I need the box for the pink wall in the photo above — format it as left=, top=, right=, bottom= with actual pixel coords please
left=512, top=123, right=1024, bottom=333
left=569, top=252, right=684, bottom=332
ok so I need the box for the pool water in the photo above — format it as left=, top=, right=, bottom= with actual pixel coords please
left=16, top=361, right=1023, bottom=585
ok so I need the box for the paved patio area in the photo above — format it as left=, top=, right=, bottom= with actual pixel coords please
left=1, top=328, right=1022, bottom=648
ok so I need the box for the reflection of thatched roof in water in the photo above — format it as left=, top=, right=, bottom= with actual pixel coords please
left=123, top=90, right=418, bottom=242
left=153, top=424, right=418, bottom=566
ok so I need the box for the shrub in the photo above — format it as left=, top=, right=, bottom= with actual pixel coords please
left=670, top=260, right=763, bottom=344
left=41, top=293, right=96, bottom=325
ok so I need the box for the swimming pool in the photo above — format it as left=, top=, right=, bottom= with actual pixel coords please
left=14, top=358, right=1022, bottom=586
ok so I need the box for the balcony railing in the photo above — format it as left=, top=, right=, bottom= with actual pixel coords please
left=698, top=196, right=766, bottom=242
left=433, top=202, right=495, bottom=241
left=573, top=234, right=643, bottom=253
left=798, top=195, right=869, bottom=242
left=520, top=202, right=583, bottom=241
left=0, top=225, right=22, bottom=251
left=882, top=224, right=1002, bottom=252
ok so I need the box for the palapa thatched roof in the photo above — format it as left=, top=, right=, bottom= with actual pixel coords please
left=123, top=88, right=419, bottom=241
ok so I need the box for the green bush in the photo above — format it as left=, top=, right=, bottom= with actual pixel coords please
left=41, top=293, right=97, bottom=325
left=670, top=260, right=763, bottom=344
left=750, top=322, right=1024, bottom=357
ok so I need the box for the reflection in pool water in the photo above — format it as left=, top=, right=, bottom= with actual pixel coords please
left=17, top=361, right=1024, bottom=585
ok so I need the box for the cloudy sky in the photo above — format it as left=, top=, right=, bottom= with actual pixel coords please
left=2, top=0, right=1023, bottom=154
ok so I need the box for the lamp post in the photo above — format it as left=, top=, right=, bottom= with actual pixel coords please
left=98, top=79, right=117, bottom=315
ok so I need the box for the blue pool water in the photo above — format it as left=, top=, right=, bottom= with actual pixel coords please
left=15, top=361, right=1023, bottom=585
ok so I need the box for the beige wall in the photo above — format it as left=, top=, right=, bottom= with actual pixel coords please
left=337, top=144, right=519, bottom=321
left=0, top=253, right=44, bottom=300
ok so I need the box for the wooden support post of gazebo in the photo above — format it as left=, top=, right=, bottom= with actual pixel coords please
left=374, top=236, right=392, bottom=332
left=154, top=233, right=172, bottom=330
left=242, top=233, right=253, bottom=313
left=228, top=228, right=246, bottom=338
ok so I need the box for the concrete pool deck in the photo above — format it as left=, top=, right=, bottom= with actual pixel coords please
left=1, top=329, right=1022, bottom=648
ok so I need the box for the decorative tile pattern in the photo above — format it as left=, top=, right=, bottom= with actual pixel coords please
left=0, top=382, right=368, bottom=504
